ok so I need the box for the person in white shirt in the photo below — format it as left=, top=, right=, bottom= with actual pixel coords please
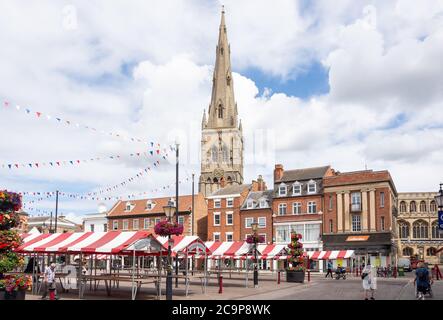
left=41, top=263, right=59, bottom=300
left=361, top=263, right=377, bottom=300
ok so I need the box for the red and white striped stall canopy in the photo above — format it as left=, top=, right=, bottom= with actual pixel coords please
left=155, top=235, right=211, bottom=256
left=16, top=231, right=165, bottom=255
left=308, top=250, right=354, bottom=260
left=256, top=244, right=288, bottom=259
left=204, top=241, right=253, bottom=259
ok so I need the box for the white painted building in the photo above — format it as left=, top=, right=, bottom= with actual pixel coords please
left=82, top=205, right=108, bottom=233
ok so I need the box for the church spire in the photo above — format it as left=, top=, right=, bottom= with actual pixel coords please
left=206, top=7, right=238, bottom=129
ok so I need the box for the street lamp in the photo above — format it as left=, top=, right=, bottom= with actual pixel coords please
left=163, top=200, right=176, bottom=301
left=251, top=222, right=259, bottom=288
left=435, top=184, right=443, bottom=209
left=175, top=137, right=180, bottom=288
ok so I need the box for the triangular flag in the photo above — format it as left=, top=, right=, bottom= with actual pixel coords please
left=49, top=162, right=53, bottom=166
left=7, top=164, right=12, bottom=169
left=15, top=164, right=18, bottom=168
left=56, top=162, right=60, bottom=166
left=77, top=160, right=80, bottom=164
left=36, top=112, right=41, bottom=117
left=26, top=109, right=31, bottom=113
left=35, top=163, right=39, bottom=168
left=4, top=101, right=9, bottom=107
left=28, top=164, right=32, bottom=168
left=56, top=118, right=61, bottom=122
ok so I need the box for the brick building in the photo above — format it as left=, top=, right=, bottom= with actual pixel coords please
left=272, top=165, right=335, bottom=259
left=107, top=193, right=208, bottom=240
left=322, top=170, right=398, bottom=268
left=206, top=177, right=266, bottom=242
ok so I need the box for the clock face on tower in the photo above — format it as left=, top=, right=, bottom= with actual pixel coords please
left=213, top=168, right=224, bottom=179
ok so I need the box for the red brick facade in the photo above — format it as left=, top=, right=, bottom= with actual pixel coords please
left=239, top=208, right=273, bottom=244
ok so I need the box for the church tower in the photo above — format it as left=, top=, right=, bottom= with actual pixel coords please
left=199, top=7, right=244, bottom=196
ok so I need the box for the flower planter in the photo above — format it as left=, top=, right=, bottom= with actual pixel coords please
left=4, top=289, right=26, bottom=300
left=286, top=270, right=305, bottom=283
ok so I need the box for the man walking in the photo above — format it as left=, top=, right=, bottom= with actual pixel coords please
left=325, top=260, right=333, bottom=278
left=41, top=262, right=59, bottom=300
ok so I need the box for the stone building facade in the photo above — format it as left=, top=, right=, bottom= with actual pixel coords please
left=397, top=192, right=442, bottom=265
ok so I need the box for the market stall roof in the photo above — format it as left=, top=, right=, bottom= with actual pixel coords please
left=16, top=231, right=165, bottom=255
left=256, top=244, right=288, bottom=259
left=155, top=235, right=210, bottom=256
left=308, top=250, right=355, bottom=260
left=204, top=241, right=253, bottom=259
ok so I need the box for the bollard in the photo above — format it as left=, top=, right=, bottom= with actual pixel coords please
left=307, top=269, right=310, bottom=282
left=218, top=275, right=223, bottom=294
left=394, top=267, right=397, bottom=278
left=356, top=267, right=359, bottom=277
left=277, top=271, right=281, bottom=285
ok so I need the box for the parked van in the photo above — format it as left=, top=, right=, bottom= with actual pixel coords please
left=398, top=257, right=411, bottom=271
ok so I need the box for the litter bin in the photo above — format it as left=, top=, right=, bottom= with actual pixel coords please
left=398, top=267, right=404, bottom=277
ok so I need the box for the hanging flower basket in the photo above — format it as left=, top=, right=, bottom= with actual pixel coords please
left=245, top=234, right=265, bottom=244
left=0, top=191, right=22, bottom=213
left=286, top=232, right=305, bottom=282
left=154, top=220, right=183, bottom=237
left=0, top=213, right=21, bottom=230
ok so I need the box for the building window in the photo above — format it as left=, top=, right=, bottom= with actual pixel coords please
left=227, top=198, right=234, bottom=207
left=278, top=203, right=287, bottom=215
left=226, top=212, right=233, bottom=225
left=427, top=247, right=437, bottom=256
left=245, top=217, right=254, bottom=228
left=146, top=200, right=154, bottom=210
left=113, top=221, right=118, bottom=230
left=214, top=199, right=221, bottom=208
left=123, top=220, right=129, bottom=230
left=155, top=218, right=161, bottom=225
left=351, top=192, right=361, bottom=212
left=292, top=202, right=301, bottom=215
left=351, top=215, right=361, bottom=232
left=410, top=201, right=417, bottom=212
left=279, top=184, right=287, bottom=196
left=259, top=199, right=267, bottom=208
left=213, top=232, right=221, bottom=242
left=290, top=225, right=304, bottom=238
left=292, top=182, right=301, bottom=196
left=329, top=196, right=333, bottom=210
left=380, top=217, right=385, bottom=231
left=305, top=224, right=320, bottom=241
left=144, top=218, right=149, bottom=229
left=133, top=219, right=139, bottom=230
left=125, top=202, right=132, bottom=211
left=399, top=221, right=409, bottom=238
left=307, top=202, right=316, bottom=214
left=247, top=200, right=254, bottom=209
left=258, top=217, right=266, bottom=228
left=400, top=201, right=407, bottom=212
left=430, top=201, right=437, bottom=212
left=413, top=220, right=428, bottom=238
left=218, top=105, right=223, bottom=118
left=380, top=192, right=385, bottom=208
left=276, top=226, right=289, bottom=243
left=432, top=221, right=442, bottom=239
left=178, top=216, right=185, bottom=226
left=103, top=224, right=107, bottom=232
left=307, top=180, right=316, bottom=194
left=259, top=234, right=267, bottom=243
left=213, top=213, right=221, bottom=226
left=329, top=220, right=333, bottom=233
left=419, top=201, right=427, bottom=212
left=226, top=232, right=233, bottom=242
left=90, top=224, right=95, bottom=232
left=403, top=247, right=413, bottom=256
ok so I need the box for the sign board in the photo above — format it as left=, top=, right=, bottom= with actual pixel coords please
left=346, top=235, right=370, bottom=241
left=438, top=210, right=443, bottom=231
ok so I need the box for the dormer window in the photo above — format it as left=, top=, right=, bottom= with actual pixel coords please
left=307, top=180, right=317, bottom=194
left=169, top=198, right=176, bottom=206
left=259, top=199, right=267, bottom=208
left=125, top=202, right=133, bottom=212
left=146, top=200, right=155, bottom=210
left=247, top=200, right=254, bottom=209
left=292, top=182, right=302, bottom=195
left=278, top=183, right=287, bottom=196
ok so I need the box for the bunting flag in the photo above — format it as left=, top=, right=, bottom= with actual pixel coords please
left=2, top=99, right=177, bottom=155
left=1, top=149, right=168, bottom=170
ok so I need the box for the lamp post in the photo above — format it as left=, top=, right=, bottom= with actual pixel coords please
left=175, top=138, right=180, bottom=288
left=163, top=200, right=176, bottom=301
left=251, top=222, right=259, bottom=288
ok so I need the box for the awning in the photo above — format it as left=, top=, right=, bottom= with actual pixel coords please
left=308, top=250, right=355, bottom=260
left=256, top=244, right=288, bottom=259
left=155, top=235, right=210, bottom=256
left=204, top=241, right=253, bottom=259
left=16, top=231, right=164, bottom=255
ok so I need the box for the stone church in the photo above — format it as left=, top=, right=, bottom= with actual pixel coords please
left=199, top=8, right=244, bottom=196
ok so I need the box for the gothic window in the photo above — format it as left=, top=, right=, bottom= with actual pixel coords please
left=412, top=220, right=428, bottom=239
left=220, top=47, right=224, bottom=55
left=211, top=146, right=218, bottom=162
left=227, top=176, right=232, bottom=185
left=410, top=201, right=417, bottom=212
left=403, top=247, right=413, bottom=256
left=427, top=247, right=437, bottom=256
left=400, top=201, right=407, bottom=213
left=213, top=177, right=218, bottom=184
left=207, top=177, right=211, bottom=183
left=430, top=200, right=437, bottom=212
left=432, top=221, right=442, bottom=239
left=398, top=221, right=410, bottom=239
left=222, top=145, right=229, bottom=163
left=218, top=104, right=223, bottom=118
left=419, top=201, right=427, bottom=212
left=227, top=75, right=231, bottom=86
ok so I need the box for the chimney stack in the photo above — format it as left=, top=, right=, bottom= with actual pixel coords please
left=274, top=164, right=284, bottom=182
left=257, top=175, right=267, bottom=191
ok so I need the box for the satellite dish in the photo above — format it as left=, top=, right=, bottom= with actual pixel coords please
left=97, top=203, right=107, bottom=213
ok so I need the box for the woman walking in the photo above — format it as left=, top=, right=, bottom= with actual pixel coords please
left=362, top=263, right=377, bottom=300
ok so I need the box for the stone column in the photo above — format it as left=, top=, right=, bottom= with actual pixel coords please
left=344, top=191, right=350, bottom=232
left=337, top=193, right=343, bottom=232
left=362, top=190, right=369, bottom=231
left=369, top=189, right=376, bottom=231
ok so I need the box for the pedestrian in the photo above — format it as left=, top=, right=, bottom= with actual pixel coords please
left=361, top=263, right=377, bottom=300
left=414, top=262, right=432, bottom=300
left=41, top=262, right=59, bottom=300
left=325, top=260, right=333, bottom=278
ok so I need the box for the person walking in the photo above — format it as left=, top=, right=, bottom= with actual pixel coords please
left=362, top=263, right=377, bottom=300
left=414, top=262, right=432, bottom=300
left=41, top=262, right=59, bottom=300
left=325, top=260, right=333, bottom=278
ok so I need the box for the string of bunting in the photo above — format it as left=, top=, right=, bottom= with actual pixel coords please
left=1, top=149, right=169, bottom=170
left=2, top=99, right=177, bottom=154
